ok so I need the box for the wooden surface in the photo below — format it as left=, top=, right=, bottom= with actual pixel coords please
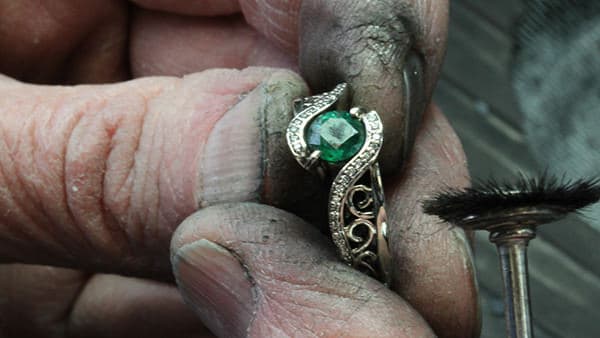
left=434, top=1, right=600, bottom=337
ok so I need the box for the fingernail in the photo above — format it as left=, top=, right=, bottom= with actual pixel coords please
left=401, top=50, right=426, bottom=162
left=257, top=72, right=326, bottom=223
left=173, top=239, right=255, bottom=338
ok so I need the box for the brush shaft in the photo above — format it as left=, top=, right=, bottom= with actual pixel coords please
left=497, top=241, right=534, bottom=338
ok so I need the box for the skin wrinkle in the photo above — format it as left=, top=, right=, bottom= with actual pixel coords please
left=4, top=73, right=268, bottom=269
left=342, top=12, right=412, bottom=72
left=59, top=92, right=121, bottom=256
left=162, top=79, right=197, bottom=227
left=10, top=129, right=67, bottom=261
left=131, top=76, right=192, bottom=259
left=253, top=264, right=423, bottom=337
left=341, top=1, right=412, bottom=69
left=138, top=82, right=165, bottom=254
left=64, top=99, right=112, bottom=258
left=18, top=101, right=49, bottom=231
left=66, top=89, right=166, bottom=262
left=239, top=0, right=300, bottom=53
left=344, top=283, right=388, bottom=321
left=107, top=98, right=143, bottom=251
left=251, top=305, right=288, bottom=338
left=149, top=99, right=165, bottom=251
left=33, top=93, right=97, bottom=259
left=262, top=295, right=328, bottom=338
left=154, top=77, right=211, bottom=257
left=102, top=90, right=153, bottom=256
left=272, top=287, right=346, bottom=322
left=0, top=110, right=38, bottom=244
left=258, top=294, right=317, bottom=337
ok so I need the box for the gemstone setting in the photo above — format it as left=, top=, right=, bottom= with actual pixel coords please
left=306, top=110, right=366, bottom=163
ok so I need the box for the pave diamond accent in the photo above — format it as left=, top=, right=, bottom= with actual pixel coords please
left=285, top=84, right=347, bottom=161
left=327, top=110, right=383, bottom=263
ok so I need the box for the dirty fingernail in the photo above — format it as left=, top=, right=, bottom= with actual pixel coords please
left=401, top=50, right=426, bottom=163
left=172, top=239, right=255, bottom=337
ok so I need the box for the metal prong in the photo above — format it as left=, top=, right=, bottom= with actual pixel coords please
left=303, top=150, right=322, bottom=170
left=293, top=98, right=304, bottom=115
left=335, top=83, right=350, bottom=110
left=381, top=221, right=388, bottom=240
left=349, top=107, right=367, bottom=118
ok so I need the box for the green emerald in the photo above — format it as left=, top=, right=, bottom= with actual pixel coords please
left=306, top=110, right=366, bottom=163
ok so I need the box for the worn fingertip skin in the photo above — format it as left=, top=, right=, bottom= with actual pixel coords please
left=171, top=203, right=436, bottom=337
left=388, top=107, right=481, bottom=338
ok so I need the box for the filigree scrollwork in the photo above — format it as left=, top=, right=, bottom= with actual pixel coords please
left=346, top=218, right=376, bottom=255
left=354, top=251, right=378, bottom=276
left=347, top=185, right=374, bottom=219
left=342, top=179, right=380, bottom=278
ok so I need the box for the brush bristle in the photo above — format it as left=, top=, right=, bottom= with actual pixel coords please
left=422, top=174, right=600, bottom=228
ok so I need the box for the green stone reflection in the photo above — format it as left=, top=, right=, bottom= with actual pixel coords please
left=306, top=110, right=366, bottom=163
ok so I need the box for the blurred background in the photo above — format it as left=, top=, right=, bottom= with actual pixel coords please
left=435, top=0, right=600, bottom=336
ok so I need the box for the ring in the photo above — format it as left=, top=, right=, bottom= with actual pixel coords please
left=286, top=83, right=392, bottom=285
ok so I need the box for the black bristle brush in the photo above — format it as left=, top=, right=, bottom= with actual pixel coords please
left=422, top=174, right=600, bottom=338
left=424, top=174, right=600, bottom=230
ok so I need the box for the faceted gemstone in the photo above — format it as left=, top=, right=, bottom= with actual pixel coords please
left=306, top=110, right=366, bottom=163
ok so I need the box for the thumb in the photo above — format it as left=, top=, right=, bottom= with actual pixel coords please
left=0, top=68, right=321, bottom=277
left=171, top=203, right=434, bottom=338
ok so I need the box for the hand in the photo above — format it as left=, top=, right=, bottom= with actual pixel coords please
left=0, top=1, right=479, bottom=337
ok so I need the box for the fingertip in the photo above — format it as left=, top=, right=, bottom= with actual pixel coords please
left=299, top=1, right=450, bottom=174
left=171, top=203, right=435, bottom=337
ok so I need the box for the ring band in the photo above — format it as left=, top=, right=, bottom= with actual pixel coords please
left=286, top=83, right=392, bottom=285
